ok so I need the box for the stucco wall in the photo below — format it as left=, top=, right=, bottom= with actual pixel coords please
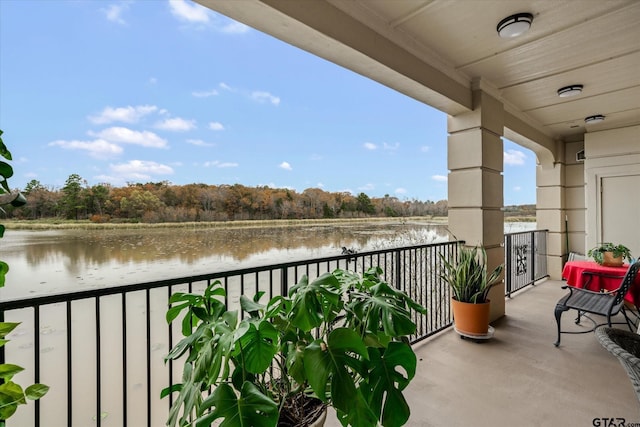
left=584, top=125, right=640, bottom=257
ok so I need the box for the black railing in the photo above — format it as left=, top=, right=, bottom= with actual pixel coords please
left=504, top=229, right=549, bottom=297
left=1, top=231, right=549, bottom=427
left=0, top=241, right=459, bottom=427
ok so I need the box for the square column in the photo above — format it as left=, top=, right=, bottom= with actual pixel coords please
left=447, top=90, right=505, bottom=320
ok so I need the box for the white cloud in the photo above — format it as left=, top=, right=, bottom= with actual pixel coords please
left=420, top=146, right=430, bottom=153
left=148, top=77, right=158, bottom=85
left=513, top=186, right=522, bottom=192
left=49, top=139, right=123, bottom=159
left=155, top=117, right=196, bottom=132
left=395, top=188, right=407, bottom=195
left=251, top=91, right=280, bottom=106
left=102, top=2, right=130, bottom=25
left=220, top=21, right=250, bottom=34
left=358, top=183, right=375, bottom=191
left=88, top=105, right=158, bottom=124
left=204, top=160, right=238, bottom=168
left=89, top=127, right=167, bottom=148
left=383, top=142, right=400, bottom=151
left=110, top=160, right=174, bottom=180
left=168, top=0, right=210, bottom=23
left=363, top=142, right=377, bottom=150
left=279, top=161, right=292, bottom=171
left=504, top=149, right=526, bottom=166
left=186, top=139, right=215, bottom=147
left=317, top=182, right=325, bottom=188
left=432, top=175, right=448, bottom=182
left=209, top=122, right=225, bottom=131
left=192, top=89, right=218, bottom=98
left=219, top=82, right=234, bottom=91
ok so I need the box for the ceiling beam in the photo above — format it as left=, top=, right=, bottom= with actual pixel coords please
left=197, top=0, right=472, bottom=115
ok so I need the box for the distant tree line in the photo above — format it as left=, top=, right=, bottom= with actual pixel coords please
left=6, top=174, right=451, bottom=223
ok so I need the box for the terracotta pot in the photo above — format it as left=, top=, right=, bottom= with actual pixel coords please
left=602, top=251, right=624, bottom=267
left=451, top=298, right=491, bottom=335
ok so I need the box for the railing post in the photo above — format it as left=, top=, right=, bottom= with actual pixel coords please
left=530, top=231, right=536, bottom=285
left=394, top=249, right=402, bottom=290
left=280, top=266, right=288, bottom=296
left=505, top=234, right=512, bottom=297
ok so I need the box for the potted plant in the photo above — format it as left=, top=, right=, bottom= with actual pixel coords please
left=162, top=266, right=426, bottom=427
left=439, top=245, right=503, bottom=336
left=587, top=242, right=633, bottom=266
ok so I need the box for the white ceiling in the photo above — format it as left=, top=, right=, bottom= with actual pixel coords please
left=198, top=0, right=640, bottom=143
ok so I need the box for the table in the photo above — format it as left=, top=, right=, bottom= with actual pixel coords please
left=562, top=260, right=640, bottom=306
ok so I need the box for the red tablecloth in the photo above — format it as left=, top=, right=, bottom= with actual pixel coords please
left=562, top=260, right=640, bottom=306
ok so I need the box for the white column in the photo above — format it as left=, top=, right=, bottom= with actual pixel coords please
left=447, top=89, right=505, bottom=321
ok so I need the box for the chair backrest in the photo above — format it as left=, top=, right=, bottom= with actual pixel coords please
left=568, top=252, right=589, bottom=261
left=612, top=260, right=640, bottom=307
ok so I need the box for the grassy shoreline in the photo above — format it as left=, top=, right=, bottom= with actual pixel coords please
left=2, top=215, right=536, bottom=231
left=2, top=216, right=450, bottom=230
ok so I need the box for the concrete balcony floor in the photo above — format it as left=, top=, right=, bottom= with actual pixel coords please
left=326, top=279, right=640, bottom=427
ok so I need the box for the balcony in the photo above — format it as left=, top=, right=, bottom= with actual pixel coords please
left=3, top=233, right=639, bottom=426
left=327, top=279, right=640, bottom=426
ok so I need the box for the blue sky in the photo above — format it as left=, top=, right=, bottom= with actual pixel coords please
left=0, top=0, right=536, bottom=205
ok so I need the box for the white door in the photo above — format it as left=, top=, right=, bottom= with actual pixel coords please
left=601, top=174, right=640, bottom=259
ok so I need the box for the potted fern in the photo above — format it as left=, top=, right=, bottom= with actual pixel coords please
left=439, top=245, right=503, bottom=336
left=587, top=242, right=632, bottom=267
left=162, top=266, right=426, bottom=427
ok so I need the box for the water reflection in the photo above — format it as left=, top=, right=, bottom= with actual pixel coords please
left=0, top=221, right=451, bottom=298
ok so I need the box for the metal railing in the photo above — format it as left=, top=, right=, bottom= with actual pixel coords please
left=0, top=241, right=459, bottom=427
left=504, top=229, right=549, bottom=297
left=1, top=230, right=549, bottom=427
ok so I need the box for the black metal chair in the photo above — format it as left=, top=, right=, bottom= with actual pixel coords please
left=554, top=260, right=640, bottom=346
left=595, top=326, right=640, bottom=404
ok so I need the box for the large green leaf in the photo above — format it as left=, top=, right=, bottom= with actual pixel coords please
left=233, top=320, right=278, bottom=375
left=196, top=382, right=278, bottom=427
left=365, top=342, right=415, bottom=427
left=0, top=381, right=25, bottom=419
left=240, top=294, right=264, bottom=317
left=0, top=364, right=24, bottom=381
left=289, top=274, right=341, bottom=332
left=203, top=311, right=239, bottom=386
left=10, top=192, right=26, bottom=207
left=0, top=323, right=19, bottom=339
left=0, top=162, right=13, bottom=181
left=303, top=328, right=368, bottom=411
left=0, top=130, right=10, bottom=161
left=25, top=384, right=49, bottom=400
left=335, top=389, right=378, bottom=427
left=349, top=284, right=417, bottom=338
left=165, top=362, right=207, bottom=427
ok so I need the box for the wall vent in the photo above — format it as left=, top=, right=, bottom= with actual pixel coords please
left=576, top=149, right=585, bottom=162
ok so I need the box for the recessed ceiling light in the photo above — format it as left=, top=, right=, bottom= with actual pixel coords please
left=557, top=85, right=583, bottom=98
left=584, top=115, right=605, bottom=124
left=497, top=13, right=534, bottom=38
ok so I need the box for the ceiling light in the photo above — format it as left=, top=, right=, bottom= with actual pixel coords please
left=497, top=13, right=534, bottom=38
left=557, top=85, right=583, bottom=98
left=584, top=115, right=605, bottom=124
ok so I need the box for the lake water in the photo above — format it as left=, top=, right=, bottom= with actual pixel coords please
left=1, top=219, right=536, bottom=426
left=0, top=220, right=536, bottom=300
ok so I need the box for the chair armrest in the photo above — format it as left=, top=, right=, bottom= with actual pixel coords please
left=567, top=285, right=614, bottom=297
